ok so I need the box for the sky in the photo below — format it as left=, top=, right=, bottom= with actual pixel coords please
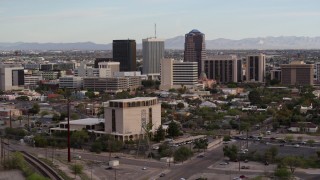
left=1, top=0, right=320, bottom=43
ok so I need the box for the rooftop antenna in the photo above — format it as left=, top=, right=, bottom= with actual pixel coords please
left=154, top=23, right=157, bottom=38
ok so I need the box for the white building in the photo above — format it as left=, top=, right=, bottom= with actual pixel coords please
left=104, top=97, right=161, bottom=141
left=245, top=54, right=266, bottom=83
left=0, top=64, right=24, bottom=91
left=142, top=38, right=164, bottom=74
left=98, top=61, right=120, bottom=78
left=50, top=118, right=105, bottom=133
left=24, top=75, right=43, bottom=88
left=74, top=62, right=99, bottom=77
left=160, top=59, right=199, bottom=90
left=59, top=76, right=83, bottom=89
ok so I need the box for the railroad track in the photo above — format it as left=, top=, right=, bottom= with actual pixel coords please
left=20, top=151, right=63, bottom=180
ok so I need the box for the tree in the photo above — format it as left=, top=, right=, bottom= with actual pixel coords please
left=268, top=146, right=278, bottom=163
left=154, top=125, right=166, bottom=142
left=28, top=103, right=40, bottom=115
left=16, top=96, right=30, bottom=101
left=193, top=138, right=208, bottom=152
left=70, top=113, right=80, bottom=120
left=70, top=164, right=83, bottom=175
left=34, top=135, right=48, bottom=147
left=158, top=143, right=173, bottom=157
left=307, top=139, right=315, bottom=147
left=40, top=111, right=49, bottom=117
left=274, top=167, right=291, bottom=179
left=223, top=145, right=238, bottom=161
left=174, top=146, right=193, bottom=162
left=283, top=156, right=303, bottom=175
left=168, top=121, right=180, bottom=138
left=177, top=102, right=185, bottom=109
left=85, top=91, right=96, bottom=99
left=248, top=90, right=262, bottom=105
left=223, top=136, right=231, bottom=142
left=284, top=135, right=294, bottom=143
left=90, top=141, right=102, bottom=153
left=71, top=130, right=89, bottom=148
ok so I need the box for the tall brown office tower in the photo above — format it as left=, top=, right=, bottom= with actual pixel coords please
left=113, top=40, right=136, bottom=71
left=184, top=29, right=206, bottom=76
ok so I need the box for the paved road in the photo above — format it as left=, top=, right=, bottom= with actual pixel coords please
left=163, top=145, right=225, bottom=180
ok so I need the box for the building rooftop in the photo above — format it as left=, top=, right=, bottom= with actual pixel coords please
left=189, top=29, right=201, bottom=34
left=60, top=118, right=104, bottom=126
left=109, top=97, right=157, bottom=103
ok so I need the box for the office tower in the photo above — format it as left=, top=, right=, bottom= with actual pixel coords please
left=184, top=29, right=206, bottom=76
left=280, top=61, right=314, bottom=86
left=315, top=63, right=320, bottom=83
left=245, top=54, right=266, bottom=82
left=104, top=97, right=161, bottom=141
left=270, top=68, right=282, bottom=82
left=113, top=40, right=136, bottom=71
left=98, top=61, right=120, bottom=78
left=160, top=59, right=198, bottom=90
left=142, top=38, right=164, bottom=74
left=203, top=55, right=242, bottom=83
left=0, top=64, right=24, bottom=91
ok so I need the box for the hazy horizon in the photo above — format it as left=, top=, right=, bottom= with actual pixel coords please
left=1, top=0, right=320, bottom=43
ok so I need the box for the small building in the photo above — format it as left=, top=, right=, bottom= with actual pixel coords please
left=50, top=118, right=105, bottom=133
left=288, top=122, right=318, bottom=133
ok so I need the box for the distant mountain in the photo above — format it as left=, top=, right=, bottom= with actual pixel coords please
left=1, top=36, right=320, bottom=50
left=165, top=36, right=320, bottom=49
left=0, top=42, right=112, bottom=51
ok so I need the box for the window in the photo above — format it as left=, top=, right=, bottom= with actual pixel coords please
left=112, top=109, right=116, bottom=132
left=149, top=108, right=152, bottom=125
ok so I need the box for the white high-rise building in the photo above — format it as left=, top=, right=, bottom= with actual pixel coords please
left=142, top=38, right=164, bottom=74
left=104, top=97, right=161, bottom=141
left=0, top=64, right=24, bottom=91
left=160, top=59, right=198, bottom=90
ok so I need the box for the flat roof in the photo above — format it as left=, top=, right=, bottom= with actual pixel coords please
left=109, top=97, right=157, bottom=103
left=60, top=118, right=104, bottom=126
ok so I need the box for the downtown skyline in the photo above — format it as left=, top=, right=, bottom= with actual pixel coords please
left=1, top=0, right=320, bottom=43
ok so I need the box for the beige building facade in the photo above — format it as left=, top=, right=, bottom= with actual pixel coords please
left=104, top=97, right=161, bottom=141
left=245, top=54, right=266, bottom=83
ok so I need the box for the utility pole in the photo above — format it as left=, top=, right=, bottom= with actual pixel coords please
left=67, top=98, right=71, bottom=162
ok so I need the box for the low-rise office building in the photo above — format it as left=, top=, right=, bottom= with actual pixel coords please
left=104, top=97, right=161, bottom=141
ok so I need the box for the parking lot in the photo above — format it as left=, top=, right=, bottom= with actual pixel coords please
left=249, top=142, right=319, bottom=158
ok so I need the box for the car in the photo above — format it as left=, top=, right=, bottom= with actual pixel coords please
left=114, top=156, right=120, bottom=159
left=280, top=143, right=285, bottom=147
left=105, top=166, right=113, bottom=170
left=159, top=173, right=166, bottom=177
left=180, top=178, right=186, bottom=180
left=219, top=162, right=229, bottom=165
left=223, top=141, right=229, bottom=144
left=73, top=154, right=81, bottom=160
left=197, top=155, right=205, bottom=158
left=142, top=167, right=147, bottom=170
left=265, top=161, right=269, bottom=166
left=244, top=159, right=248, bottom=163
left=294, top=144, right=300, bottom=148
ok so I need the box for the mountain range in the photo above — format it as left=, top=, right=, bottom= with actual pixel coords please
left=1, top=36, right=320, bottom=50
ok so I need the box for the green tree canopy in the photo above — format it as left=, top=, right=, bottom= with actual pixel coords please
left=168, top=121, right=180, bottom=138
left=174, top=146, right=193, bottom=162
